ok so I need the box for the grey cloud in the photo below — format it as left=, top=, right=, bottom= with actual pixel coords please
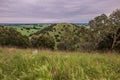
left=0, top=0, right=120, bottom=23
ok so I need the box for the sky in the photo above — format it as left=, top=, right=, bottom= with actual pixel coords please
left=0, top=0, right=120, bottom=23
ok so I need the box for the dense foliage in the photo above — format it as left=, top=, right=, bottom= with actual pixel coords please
left=89, top=9, right=120, bottom=51
left=31, top=34, right=55, bottom=49
left=0, top=27, right=30, bottom=48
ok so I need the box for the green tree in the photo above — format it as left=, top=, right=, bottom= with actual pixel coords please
left=109, top=9, right=120, bottom=50
left=73, top=26, right=95, bottom=51
left=0, top=27, right=30, bottom=48
left=89, top=14, right=109, bottom=49
left=89, top=9, right=120, bottom=51
left=57, top=26, right=76, bottom=51
left=31, top=34, right=55, bottom=49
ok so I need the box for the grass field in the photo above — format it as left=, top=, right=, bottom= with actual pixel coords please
left=4, top=24, right=50, bottom=36
left=0, top=47, right=120, bottom=80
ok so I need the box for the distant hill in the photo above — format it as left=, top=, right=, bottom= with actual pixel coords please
left=0, top=23, right=89, bottom=36
left=0, top=23, right=88, bottom=26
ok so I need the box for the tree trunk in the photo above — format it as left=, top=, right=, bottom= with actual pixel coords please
left=111, top=35, right=117, bottom=50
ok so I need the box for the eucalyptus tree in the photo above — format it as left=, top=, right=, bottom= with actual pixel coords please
left=89, top=14, right=109, bottom=49
left=89, top=9, right=120, bottom=51
left=109, top=9, right=120, bottom=50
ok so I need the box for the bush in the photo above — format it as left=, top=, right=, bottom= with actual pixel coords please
left=31, top=34, right=55, bottom=49
left=0, top=27, right=30, bottom=48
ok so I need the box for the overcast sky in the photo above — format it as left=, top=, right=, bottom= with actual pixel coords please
left=0, top=0, right=120, bottom=23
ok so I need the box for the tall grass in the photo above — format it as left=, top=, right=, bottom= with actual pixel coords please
left=0, top=47, right=120, bottom=80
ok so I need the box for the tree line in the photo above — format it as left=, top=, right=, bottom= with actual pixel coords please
left=0, top=9, right=120, bottom=52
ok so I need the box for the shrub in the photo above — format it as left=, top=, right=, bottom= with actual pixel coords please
left=31, top=34, right=55, bottom=49
left=0, top=27, right=30, bottom=48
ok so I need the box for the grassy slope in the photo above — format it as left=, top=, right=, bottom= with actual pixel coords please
left=5, top=24, right=50, bottom=36
left=0, top=47, right=120, bottom=80
left=4, top=23, right=88, bottom=36
left=35, top=23, right=78, bottom=47
left=17, top=28, right=38, bottom=36
left=40, top=23, right=76, bottom=37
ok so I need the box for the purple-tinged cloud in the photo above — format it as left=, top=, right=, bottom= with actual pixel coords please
left=0, top=0, right=120, bottom=23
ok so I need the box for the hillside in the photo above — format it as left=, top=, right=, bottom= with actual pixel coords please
left=31, top=23, right=89, bottom=50
left=46, top=23, right=75, bottom=40
left=4, top=24, right=50, bottom=36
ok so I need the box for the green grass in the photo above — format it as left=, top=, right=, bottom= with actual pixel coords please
left=0, top=47, right=120, bottom=80
left=4, top=24, right=50, bottom=36
left=17, top=28, right=38, bottom=36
